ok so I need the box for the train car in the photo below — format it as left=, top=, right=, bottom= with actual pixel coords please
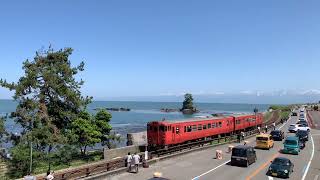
left=147, top=116, right=232, bottom=150
left=147, top=113, right=263, bottom=150
left=234, top=114, right=263, bottom=132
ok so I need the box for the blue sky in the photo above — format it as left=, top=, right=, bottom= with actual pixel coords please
left=0, top=0, right=320, bottom=103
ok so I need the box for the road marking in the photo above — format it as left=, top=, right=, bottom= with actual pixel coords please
left=191, top=160, right=230, bottom=180
left=268, top=176, right=273, bottom=180
left=245, top=152, right=279, bottom=180
left=301, top=134, right=315, bottom=180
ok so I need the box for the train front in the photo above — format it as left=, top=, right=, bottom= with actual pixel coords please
left=147, top=121, right=169, bottom=151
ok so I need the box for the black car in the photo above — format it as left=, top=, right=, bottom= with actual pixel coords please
left=270, top=130, right=284, bottom=141
left=291, top=112, right=297, bottom=116
left=296, top=130, right=309, bottom=142
left=267, top=157, right=294, bottom=178
left=231, top=145, right=257, bottom=167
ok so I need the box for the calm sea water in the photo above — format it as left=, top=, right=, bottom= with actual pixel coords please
left=0, top=100, right=269, bottom=147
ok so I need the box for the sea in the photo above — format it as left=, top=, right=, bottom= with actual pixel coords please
left=0, top=100, right=269, bottom=148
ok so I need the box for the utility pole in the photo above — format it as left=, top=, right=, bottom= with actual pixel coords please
left=29, top=120, right=33, bottom=174
left=254, top=107, right=258, bottom=129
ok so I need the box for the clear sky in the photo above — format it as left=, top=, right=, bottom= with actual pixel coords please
left=0, top=0, right=320, bottom=102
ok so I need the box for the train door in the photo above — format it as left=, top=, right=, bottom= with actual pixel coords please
left=175, top=125, right=181, bottom=143
left=172, top=126, right=175, bottom=143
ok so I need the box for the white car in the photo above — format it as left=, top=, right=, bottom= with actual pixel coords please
left=288, top=124, right=310, bottom=133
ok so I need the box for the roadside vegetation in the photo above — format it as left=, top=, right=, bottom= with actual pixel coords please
left=268, top=105, right=293, bottom=122
left=0, top=47, right=119, bottom=178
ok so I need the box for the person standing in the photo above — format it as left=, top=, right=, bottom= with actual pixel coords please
left=272, top=122, right=276, bottom=130
left=133, top=152, right=141, bottom=173
left=237, top=133, right=241, bottom=143
left=24, top=173, right=36, bottom=180
left=126, top=152, right=132, bottom=172
left=265, top=125, right=268, bottom=133
left=45, top=171, right=54, bottom=180
left=257, top=126, right=261, bottom=134
left=241, top=131, right=245, bottom=141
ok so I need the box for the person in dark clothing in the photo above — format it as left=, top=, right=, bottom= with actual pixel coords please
left=237, top=133, right=241, bottom=143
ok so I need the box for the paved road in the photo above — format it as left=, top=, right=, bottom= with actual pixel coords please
left=104, top=110, right=317, bottom=180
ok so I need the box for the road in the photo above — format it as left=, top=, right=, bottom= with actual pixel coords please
left=103, top=110, right=318, bottom=180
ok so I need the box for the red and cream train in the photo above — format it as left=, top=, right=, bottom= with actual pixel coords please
left=147, top=113, right=263, bottom=150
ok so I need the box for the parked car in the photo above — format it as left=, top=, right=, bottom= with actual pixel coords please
left=267, top=157, right=294, bottom=178
left=231, top=145, right=257, bottom=167
left=270, top=130, right=284, bottom=141
left=296, top=130, right=309, bottom=142
left=282, top=136, right=300, bottom=155
left=255, top=134, right=274, bottom=149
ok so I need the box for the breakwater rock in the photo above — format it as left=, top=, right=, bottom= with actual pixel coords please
left=93, top=107, right=131, bottom=111
left=160, top=108, right=179, bottom=113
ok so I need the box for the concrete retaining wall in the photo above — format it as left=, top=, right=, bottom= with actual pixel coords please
left=127, top=131, right=147, bottom=146
left=104, top=145, right=146, bottom=161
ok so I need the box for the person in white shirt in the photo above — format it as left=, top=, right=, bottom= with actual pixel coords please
left=126, top=152, right=132, bottom=172
left=45, top=171, right=54, bottom=180
left=257, top=126, right=261, bottom=133
left=272, top=122, right=276, bottom=130
left=133, top=153, right=141, bottom=173
left=24, top=173, right=36, bottom=180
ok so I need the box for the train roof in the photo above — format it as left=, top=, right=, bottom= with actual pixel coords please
left=149, top=113, right=258, bottom=124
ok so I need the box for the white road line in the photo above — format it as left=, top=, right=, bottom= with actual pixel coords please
left=191, top=160, right=230, bottom=180
left=301, top=133, right=315, bottom=180
left=268, top=176, right=273, bottom=180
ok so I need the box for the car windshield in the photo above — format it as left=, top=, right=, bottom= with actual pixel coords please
left=257, top=137, right=268, bottom=141
left=232, top=148, right=246, bottom=157
left=296, top=131, right=308, bottom=136
left=285, top=140, right=297, bottom=145
left=271, top=131, right=279, bottom=135
left=272, top=158, right=289, bottom=165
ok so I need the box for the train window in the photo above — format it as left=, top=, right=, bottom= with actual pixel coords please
left=219, top=122, right=222, bottom=127
left=169, top=126, right=171, bottom=131
left=227, top=120, right=229, bottom=126
left=252, top=118, right=256, bottom=121
left=159, top=126, right=165, bottom=132
left=216, top=122, right=219, bottom=128
left=198, top=124, right=202, bottom=130
left=164, top=126, right=167, bottom=131
left=184, top=126, right=186, bottom=132
left=192, top=125, right=197, bottom=131
left=203, top=124, right=207, bottom=130
left=187, top=126, right=192, bottom=132
left=208, top=123, right=211, bottom=128
left=212, top=123, right=216, bottom=128
left=154, top=126, right=158, bottom=131
left=236, top=120, right=241, bottom=124
left=172, top=127, right=174, bottom=133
